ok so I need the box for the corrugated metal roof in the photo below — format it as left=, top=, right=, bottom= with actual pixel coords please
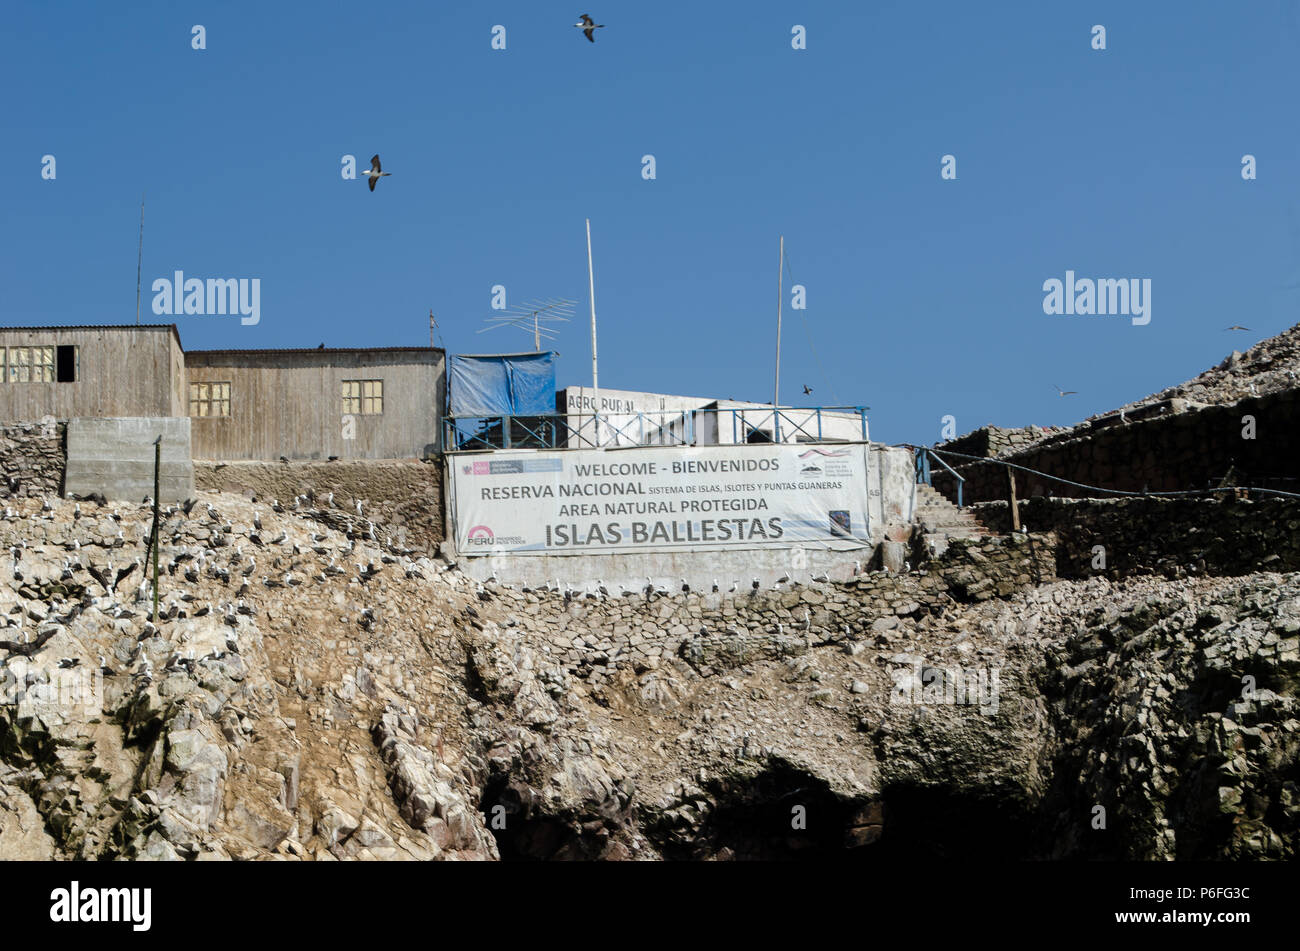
left=187, top=346, right=443, bottom=355
left=0, top=324, right=177, bottom=331
left=0, top=323, right=183, bottom=347
left=0, top=324, right=442, bottom=356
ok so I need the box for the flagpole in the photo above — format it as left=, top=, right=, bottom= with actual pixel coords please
left=586, top=218, right=600, bottom=448
left=773, top=234, right=784, bottom=435
left=135, top=193, right=145, bottom=325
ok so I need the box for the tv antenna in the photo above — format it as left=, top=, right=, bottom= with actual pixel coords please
left=478, top=297, right=575, bottom=351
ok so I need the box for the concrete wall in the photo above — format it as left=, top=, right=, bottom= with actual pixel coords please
left=64, top=417, right=194, bottom=502
left=194, top=459, right=444, bottom=554
left=0, top=326, right=183, bottom=421
left=186, top=348, right=444, bottom=461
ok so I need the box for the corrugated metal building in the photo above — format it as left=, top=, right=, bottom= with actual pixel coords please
left=186, top=346, right=443, bottom=460
left=0, top=325, right=444, bottom=461
left=0, top=325, right=186, bottom=419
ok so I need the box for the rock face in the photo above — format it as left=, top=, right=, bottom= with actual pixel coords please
left=0, top=419, right=64, bottom=500
left=0, top=491, right=1295, bottom=860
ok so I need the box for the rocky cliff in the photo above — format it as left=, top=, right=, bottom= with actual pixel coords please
left=0, top=490, right=1294, bottom=860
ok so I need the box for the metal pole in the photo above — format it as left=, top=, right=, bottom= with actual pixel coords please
left=774, top=235, right=784, bottom=440
left=135, top=193, right=145, bottom=325
left=151, top=436, right=161, bottom=622
left=586, top=218, right=600, bottom=447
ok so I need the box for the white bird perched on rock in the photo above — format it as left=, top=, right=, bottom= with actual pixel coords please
left=356, top=500, right=364, bottom=516
left=681, top=578, right=690, bottom=593
left=811, top=572, right=829, bottom=583
left=253, top=511, right=262, bottom=531
left=751, top=577, right=760, bottom=591
left=326, top=492, right=335, bottom=508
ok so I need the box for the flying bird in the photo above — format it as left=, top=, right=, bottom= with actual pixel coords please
left=802, top=385, right=813, bottom=395
left=1053, top=384, right=1077, bottom=397
left=364, top=154, right=391, bottom=192
left=575, top=14, right=604, bottom=42
left=1224, top=325, right=1251, bottom=332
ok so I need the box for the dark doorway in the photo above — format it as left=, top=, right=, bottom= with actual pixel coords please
left=56, top=345, right=76, bottom=382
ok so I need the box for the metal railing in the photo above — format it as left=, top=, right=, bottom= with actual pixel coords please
left=914, top=446, right=965, bottom=508
left=443, top=405, right=870, bottom=452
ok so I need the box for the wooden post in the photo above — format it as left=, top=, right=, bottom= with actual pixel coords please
left=1007, top=466, right=1021, bottom=533
left=152, top=436, right=161, bottom=622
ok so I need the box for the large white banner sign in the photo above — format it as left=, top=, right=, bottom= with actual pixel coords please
left=450, top=443, right=872, bottom=555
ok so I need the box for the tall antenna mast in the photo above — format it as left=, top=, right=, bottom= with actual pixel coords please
left=135, top=193, right=145, bottom=325
left=773, top=234, right=784, bottom=409
left=587, top=218, right=601, bottom=447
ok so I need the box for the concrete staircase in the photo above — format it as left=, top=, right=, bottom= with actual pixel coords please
left=914, top=483, right=990, bottom=542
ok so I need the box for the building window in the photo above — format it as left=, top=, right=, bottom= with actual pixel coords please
left=189, top=381, right=231, bottom=417
left=5, top=346, right=55, bottom=383
left=342, top=379, right=383, bottom=415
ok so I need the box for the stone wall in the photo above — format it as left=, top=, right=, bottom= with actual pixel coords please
left=478, top=532, right=1056, bottom=688
left=969, top=496, right=1300, bottom=579
left=0, top=419, right=65, bottom=499
left=194, top=459, right=444, bottom=553
left=937, top=425, right=1066, bottom=460
left=933, top=389, right=1300, bottom=503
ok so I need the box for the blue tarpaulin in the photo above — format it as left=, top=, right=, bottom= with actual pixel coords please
left=449, top=353, right=557, bottom=416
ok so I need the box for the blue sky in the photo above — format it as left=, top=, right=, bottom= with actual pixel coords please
left=2, top=1, right=1298, bottom=445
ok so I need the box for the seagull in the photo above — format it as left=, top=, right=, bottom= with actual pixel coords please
left=364, top=155, right=390, bottom=192
left=1224, top=325, right=1251, bottom=332
left=802, top=385, right=813, bottom=395
left=575, top=13, right=604, bottom=42
left=1053, top=384, right=1077, bottom=397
